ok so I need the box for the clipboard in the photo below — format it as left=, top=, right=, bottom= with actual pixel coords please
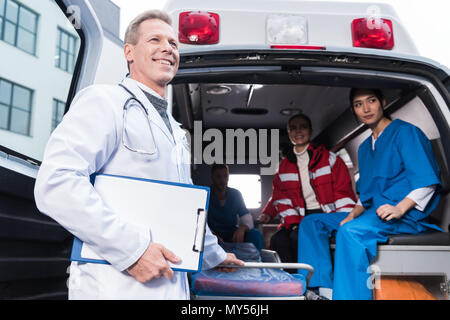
left=70, top=173, right=210, bottom=272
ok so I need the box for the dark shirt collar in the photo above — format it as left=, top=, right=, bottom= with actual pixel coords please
left=141, top=90, right=168, bottom=114
left=134, top=80, right=168, bottom=112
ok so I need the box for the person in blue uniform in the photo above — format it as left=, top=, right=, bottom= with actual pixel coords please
left=297, top=88, right=442, bottom=300
left=207, top=164, right=263, bottom=251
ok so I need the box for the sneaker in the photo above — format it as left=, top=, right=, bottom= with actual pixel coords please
left=305, top=289, right=329, bottom=300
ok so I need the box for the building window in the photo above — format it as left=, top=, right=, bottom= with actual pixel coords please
left=0, top=0, right=38, bottom=55
left=0, top=78, right=33, bottom=136
left=52, top=99, right=65, bottom=131
left=55, top=27, right=77, bottom=73
left=228, top=174, right=262, bottom=209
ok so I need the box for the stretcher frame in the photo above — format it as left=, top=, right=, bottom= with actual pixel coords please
left=191, top=250, right=314, bottom=300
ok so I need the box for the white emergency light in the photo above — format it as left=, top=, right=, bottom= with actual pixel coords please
left=266, top=14, right=308, bottom=45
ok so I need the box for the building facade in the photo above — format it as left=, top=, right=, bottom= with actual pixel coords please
left=0, top=0, right=123, bottom=161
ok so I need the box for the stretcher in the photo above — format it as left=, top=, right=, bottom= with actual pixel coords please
left=190, top=242, right=314, bottom=300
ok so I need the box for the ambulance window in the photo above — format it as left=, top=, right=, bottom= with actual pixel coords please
left=336, top=148, right=354, bottom=169
left=0, top=0, right=81, bottom=162
left=228, top=174, right=262, bottom=209
left=336, top=148, right=358, bottom=192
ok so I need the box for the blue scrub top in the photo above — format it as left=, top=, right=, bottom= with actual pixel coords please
left=356, top=119, right=441, bottom=230
left=207, top=187, right=249, bottom=241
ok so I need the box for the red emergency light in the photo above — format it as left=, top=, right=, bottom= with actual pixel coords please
left=179, top=11, right=220, bottom=45
left=351, top=18, right=394, bottom=50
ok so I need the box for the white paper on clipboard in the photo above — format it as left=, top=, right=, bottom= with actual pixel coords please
left=71, top=173, right=210, bottom=272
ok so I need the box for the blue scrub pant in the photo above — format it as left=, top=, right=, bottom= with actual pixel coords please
left=297, top=210, right=428, bottom=300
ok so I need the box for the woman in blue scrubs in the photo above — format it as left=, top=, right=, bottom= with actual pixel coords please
left=297, top=88, right=442, bottom=300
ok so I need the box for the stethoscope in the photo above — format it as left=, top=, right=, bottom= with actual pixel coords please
left=119, top=83, right=190, bottom=181
left=119, top=83, right=157, bottom=155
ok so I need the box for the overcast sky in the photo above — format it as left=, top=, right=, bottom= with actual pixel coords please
left=110, top=0, right=450, bottom=68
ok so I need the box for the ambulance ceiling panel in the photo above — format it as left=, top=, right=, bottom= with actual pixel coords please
left=194, top=83, right=399, bottom=137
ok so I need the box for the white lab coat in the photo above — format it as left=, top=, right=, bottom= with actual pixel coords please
left=34, top=78, right=227, bottom=300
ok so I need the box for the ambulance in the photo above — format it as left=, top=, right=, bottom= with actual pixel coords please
left=163, top=0, right=450, bottom=300
left=0, top=0, right=448, bottom=299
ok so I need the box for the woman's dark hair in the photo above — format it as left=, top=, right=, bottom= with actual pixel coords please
left=349, top=88, right=384, bottom=106
left=349, top=88, right=391, bottom=120
left=287, top=113, right=313, bottom=131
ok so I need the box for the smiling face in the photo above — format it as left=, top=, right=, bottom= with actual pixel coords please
left=352, top=91, right=385, bottom=127
left=124, top=18, right=180, bottom=97
left=287, top=116, right=312, bottom=149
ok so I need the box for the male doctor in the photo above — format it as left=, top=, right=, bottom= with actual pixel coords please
left=34, top=10, right=242, bottom=300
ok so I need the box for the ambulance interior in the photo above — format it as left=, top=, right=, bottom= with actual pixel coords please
left=169, top=61, right=450, bottom=299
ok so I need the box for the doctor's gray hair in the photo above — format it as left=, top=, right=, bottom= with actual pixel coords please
left=124, top=10, right=172, bottom=45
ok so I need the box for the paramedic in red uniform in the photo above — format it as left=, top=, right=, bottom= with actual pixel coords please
left=259, top=114, right=357, bottom=266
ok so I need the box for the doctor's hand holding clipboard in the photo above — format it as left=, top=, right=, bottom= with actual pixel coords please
left=127, top=243, right=243, bottom=282
left=127, top=243, right=181, bottom=282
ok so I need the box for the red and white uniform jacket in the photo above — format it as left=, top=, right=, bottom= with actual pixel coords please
left=263, top=144, right=357, bottom=229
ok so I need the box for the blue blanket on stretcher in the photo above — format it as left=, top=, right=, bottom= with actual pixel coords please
left=191, top=243, right=306, bottom=297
